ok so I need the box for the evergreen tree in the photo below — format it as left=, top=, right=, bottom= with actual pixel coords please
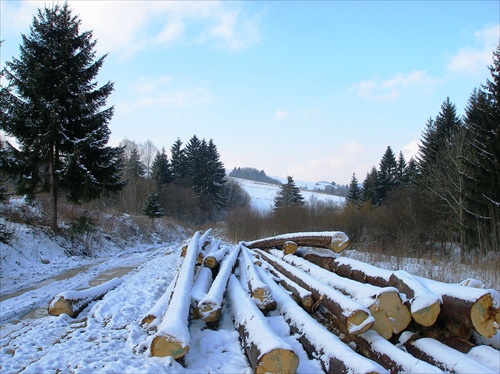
left=151, top=148, right=173, bottom=188
left=346, top=173, right=361, bottom=206
left=0, top=140, right=9, bottom=202
left=376, top=146, right=398, bottom=205
left=463, top=46, right=500, bottom=252
left=396, top=151, right=408, bottom=186
left=124, top=147, right=145, bottom=180
left=405, top=157, right=419, bottom=186
left=170, top=138, right=187, bottom=182
left=142, top=192, right=164, bottom=226
left=362, top=167, right=378, bottom=205
left=274, top=176, right=305, bottom=210
left=202, top=139, right=227, bottom=210
left=0, top=3, right=123, bottom=230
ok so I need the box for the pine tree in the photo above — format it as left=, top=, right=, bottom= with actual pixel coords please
left=125, top=147, right=145, bottom=180
left=0, top=3, right=123, bottom=230
left=346, top=173, right=361, bottom=206
left=142, top=193, right=164, bottom=227
left=170, top=138, right=187, bottom=182
left=0, top=140, right=9, bottom=202
left=151, top=148, right=173, bottom=188
left=376, top=146, right=398, bottom=205
left=202, top=139, right=227, bottom=210
left=463, top=45, right=500, bottom=252
left=362, top=167, right=378, bottom=206
left=274, top=176, right=305, bottom=210
left=396, top=151, right=408, bottom=187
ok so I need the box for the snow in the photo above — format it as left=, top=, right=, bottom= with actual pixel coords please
left=231, top=177, right=344, bottom=212
left=257, top=265, right=388, bottom=374
left=153, top=231, right=201, bottom=347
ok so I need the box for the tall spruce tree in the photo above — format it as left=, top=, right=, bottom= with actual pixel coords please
left=151, top=148, right=173, bottom=188
left=463, top=45, right=500, bottom=252
left=202, top=139, right=227, bottom=211
left=274, top=176, right=305, bottom=210
left=362, top=167, right=378, bottom=206
left=376, top=146, right=398, bottom=205
left=346, top=173, right=361, bottom=206
left=0, top=3, right=123, bottom=230
left=170, top=138, right=187, bottom=182
left=142, top=192, right=164, bottom=227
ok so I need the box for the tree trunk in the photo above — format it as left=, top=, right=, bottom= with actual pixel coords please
left=48, top=147, right=58, bottom=232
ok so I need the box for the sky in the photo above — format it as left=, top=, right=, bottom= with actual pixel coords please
left=1, top=1, right=499, bottom=185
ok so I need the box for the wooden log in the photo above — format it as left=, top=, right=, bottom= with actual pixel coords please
left=239, top=247, right=276, bottom=312
left=265, top=264, right=314, bottom=310
left=272, top=250, right=411, bottom=339
left=282, top=241, right=298, bottom=255
left=245, top=231, right=350, bottom=253
left=389, top=270, right=441, bottom=327
left=191, top=266, right=214, bottom=319
left=317, top=309, right=442, bottom=373
left=418, top=277, right=498, bottom=338
left=331, top=256, right=392, bottom=287
left=141, top=278, right=176, bottom=327
left=198, top=244, right=241, bottom=323
left=227, top=275, right=299, bottom=374
left=254, top=249, right=374, bottom=335
left=257, top=266, right=387, bottom=374
left=400, top=332, right=496, bottom=373
left=420, top=327, right=476, bottom=353
left=150, top=231, right=201, bottom=358
left=203, top=245, right=229, bottom=270
left=48, top=278, right=121, bottom=318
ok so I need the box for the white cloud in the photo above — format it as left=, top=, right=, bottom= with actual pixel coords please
left=288, top=141, right=367, bottom=183
left=350, top=70, right=436, bottom=102
left=123, top=86, right=214, bottom=111
left=67, top=1, right=259, bottom=57
left=402, top=139, right=420, bottom=161
left=447, top=24, right=499, bottom=74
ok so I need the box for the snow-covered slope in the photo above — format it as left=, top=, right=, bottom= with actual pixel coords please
left=231, top=177, right=345, bottom=212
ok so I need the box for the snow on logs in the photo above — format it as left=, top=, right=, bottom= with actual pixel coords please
left=304, top=253, right=500, bottom=338
left=272, top=250, right=411, bottom=339
left=400, top=331, right=497, bottom=373
left=48, top=278, right=122, bottom=318
left=254, top=249, right=375, bottom=335
left=150, top=231, right=202, bottom=358
left=239, top=246, right=276, bottom=312
left=245, top=231, right=350, bottom=253
left=226, top=274, right=299, bottom=374
left=197, top=243, right=241, bottom=323
left=256, top=266, right=388, bottom=374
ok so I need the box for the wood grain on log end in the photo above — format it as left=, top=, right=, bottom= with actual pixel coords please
left=471, top=293, right=496, bottom=338
left=329, top=238, right=350, bottom=253
left=368, top=305, right=393, bottom=339
left=412, top=300, right=441, bottom=327
left=199, top=303, right=221, bottom=323
left=255, top=348, right=299, bottom=374
left=48, top=297, right=75, bottom=317
left=347, top=310, right=373, bottom=335
left=377, top=292, right=412, bottom=334
left=141, top=314, right=156, bottom=325
left=282, top=241, right=298, bottom=255
left=150, top=334, right=190, bottom=358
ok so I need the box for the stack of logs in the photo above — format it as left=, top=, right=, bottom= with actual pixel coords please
left=48, top=230, right=499, bottom=373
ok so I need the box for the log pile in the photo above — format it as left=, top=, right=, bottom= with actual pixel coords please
left=48, top=230, right=499, bottom=373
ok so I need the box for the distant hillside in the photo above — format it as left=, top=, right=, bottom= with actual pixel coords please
left=228, top=167, right=281, bottom=185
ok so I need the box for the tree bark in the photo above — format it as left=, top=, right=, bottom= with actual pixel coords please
left=245, top=231, right=350, bottom=253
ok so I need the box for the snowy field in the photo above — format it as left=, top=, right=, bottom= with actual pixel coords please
left=231, top=177, right=345, bottom=212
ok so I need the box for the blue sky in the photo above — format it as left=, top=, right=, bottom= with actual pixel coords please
left=2, top=1, right=499, bottom=184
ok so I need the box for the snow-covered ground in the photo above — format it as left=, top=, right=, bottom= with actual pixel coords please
left=231, top=177, right=345, bottom=212
left=1, top=191, right=499, bottom=373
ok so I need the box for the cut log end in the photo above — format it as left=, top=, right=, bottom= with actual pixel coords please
left=328, top=238, right=350, bottom=253
left=48, top=297, right=75, bottom=317
left=377, top=292, right=412, bottom=334
left=347, top=310, right=374, bottom=335
left=203, top=256, right=218, bottom=269
left=412, top=300, right=441, bottom=327
left=150, top=334, right=190, bottom=359
left=141, top=314, right=156, bottom=325
left=282, top=241, right=298, bottom=255
left=471, top=293, right=496, bottom=338
left=199, top=303, right=221, bottom=323
left=255, top=348, right=299, bottom=374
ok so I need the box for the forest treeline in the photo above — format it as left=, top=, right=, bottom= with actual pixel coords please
left=228, top=167, right=281, bottom=185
